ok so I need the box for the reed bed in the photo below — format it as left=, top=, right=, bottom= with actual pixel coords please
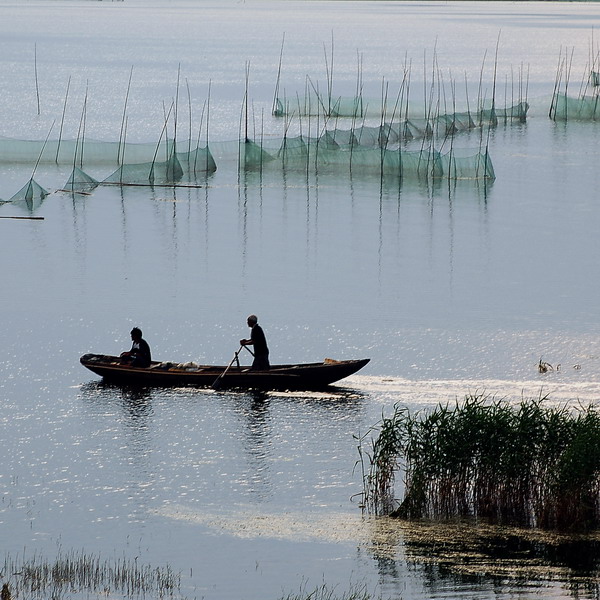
left=1, top=549, right=181, bottom=600
left=358, top=395, right=600, bottom=531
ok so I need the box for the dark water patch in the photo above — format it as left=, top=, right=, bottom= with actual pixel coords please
left=368, top=518, right=600, bottom=599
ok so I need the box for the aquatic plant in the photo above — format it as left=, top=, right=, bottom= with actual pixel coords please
left=355, top=404, right=406, bottom=516
left=358, top=395, right=600, bottom=531
left=280, top=582, right=378, bottom=600
left=0, top=549, right=181, bottom=600
left=538, top=356, right=560, bottom=373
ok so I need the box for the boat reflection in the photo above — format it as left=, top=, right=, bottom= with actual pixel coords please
left=77, top=380, right=157, bottom=523
left=80, top=377, right=367, bottom=404
left=77, top=379, right=367, bottom=508
left=79, top=379, right=155, bottom=404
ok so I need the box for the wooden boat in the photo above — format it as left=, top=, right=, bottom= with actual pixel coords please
left=80, top=353, right=370, bottom=391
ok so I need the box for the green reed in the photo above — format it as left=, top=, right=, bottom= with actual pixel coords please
left=355, top=403, right=407, bottom=515
left=280, top=582, right=377, bottom=600
left=358, top=394, right=600, bottom=530
left=1, top=549, right=181, bottom=599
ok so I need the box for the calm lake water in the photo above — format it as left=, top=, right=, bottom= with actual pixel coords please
left=2, top=1, right=600, bottom=599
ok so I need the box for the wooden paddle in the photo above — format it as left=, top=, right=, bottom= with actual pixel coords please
left=212, top=346, right=243, bottom=390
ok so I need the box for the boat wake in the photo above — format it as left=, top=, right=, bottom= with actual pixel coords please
left=345, top=374, right=600, bottom=407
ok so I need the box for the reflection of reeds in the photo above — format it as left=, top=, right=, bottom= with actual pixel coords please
left=359, top=395, right=600, bottom=531
left=1, top=550, right=180, bottom=599
left=372, top=517, right=600, bottom=587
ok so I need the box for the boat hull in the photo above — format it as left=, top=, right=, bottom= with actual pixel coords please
left=80, top=354, right=369, bottom=391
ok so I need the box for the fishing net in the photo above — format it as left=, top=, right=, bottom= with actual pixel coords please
left=321, top=129, right=360, bottom=148
left=311, top=105, right=527, bottom=150
left=403, top=120, right=433, bottom=140
left=343, top=146, right=446, bottom=179
left=439, top=148, right=495, bottom=180
left=63, top=167, right=99, bottom=194
left=0, top=136, right=126, bottom=165
left=104, top=146, right=216, bottom=185
left=176, top=147, right=217, bottom=175
left=247, top=135, right=494, bottom=180
left=239, top=139, right=276, bottom=171
left=103, top=152, right=184, bottom=185
left=276, top=136, right=308, bottom=160
left=274, top=95, right=529, bottom=122
left=0, top=136, right=217, bottom=178
left=550, top=93, right=600, bottom=121
left=274, top=96, right=366, bottom=118
left=492, top=101, right=529, bottom=122
left=9, top=178, right=49, bottom=210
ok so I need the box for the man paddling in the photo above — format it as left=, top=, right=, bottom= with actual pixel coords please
left=240, top=314, right=270, bottom=370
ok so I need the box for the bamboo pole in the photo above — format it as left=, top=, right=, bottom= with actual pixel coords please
left=186, top=77, right=192, bottom=157
left=272, top=33, right=285, bottom=115
left=56, top=76, right=71, bottom=163
left=34, top=43, right=41, bottom=115
left=118, top=66, right=134, bottom=166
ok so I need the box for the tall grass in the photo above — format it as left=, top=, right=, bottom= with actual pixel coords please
left=279, top=582, right=377, bottom=600
left=1, top=550, right=180, bottom=599
left=358, top=395, right=600, bottom=531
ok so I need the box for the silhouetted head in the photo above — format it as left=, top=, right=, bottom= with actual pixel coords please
left=247, top=315, right=258, bottom=327
left=130, top=327, right=143, bottom=340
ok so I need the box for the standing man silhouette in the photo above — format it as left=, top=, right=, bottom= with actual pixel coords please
left=240, top=314, right=270, bottom=370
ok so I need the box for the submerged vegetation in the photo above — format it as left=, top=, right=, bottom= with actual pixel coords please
left=280, top=583, right=378, bottom=600
left=358, top=395, right=600, bottom=531
left=0, top=550, right=181, bottom=600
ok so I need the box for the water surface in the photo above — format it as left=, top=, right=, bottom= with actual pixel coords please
left=1, top=2, right=600, bottom=599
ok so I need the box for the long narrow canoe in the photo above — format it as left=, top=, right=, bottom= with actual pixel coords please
left=80, top=353, right=370, bottom=391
